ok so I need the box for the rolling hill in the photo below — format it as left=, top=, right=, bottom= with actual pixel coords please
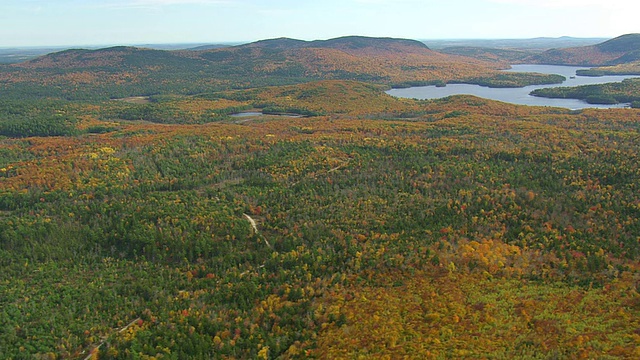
left=1, top=36, right=562, bottom=100
left=229, top=35, right=431, bottom=53
left=438, top=46, right=532, bottom=63
left=425, top=36, right=607, bottom=51
left=526, top=33, right=640, bottom=66
left=13, top=46, right=206, bottom=70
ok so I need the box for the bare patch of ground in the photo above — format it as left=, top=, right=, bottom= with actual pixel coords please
left=112, top=96, right=151, bottom=104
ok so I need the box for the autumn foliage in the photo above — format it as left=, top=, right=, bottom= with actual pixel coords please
left=1, top=56, right=639, bottom=358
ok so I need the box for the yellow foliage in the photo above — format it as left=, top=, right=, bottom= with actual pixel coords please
left=257, top=346, right=269, bottom=359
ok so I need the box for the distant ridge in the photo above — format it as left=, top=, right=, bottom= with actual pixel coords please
left=308, top=36, right=430, bottom=51
left=14, top=36, right=438, bottom=72
left=596, top=34, right=640, bottom=53
left=237, top=35, right=431, bottom=53
left=240, top=37, right=308, bottom=50
left=526, top=33, right=640, bottom=66
left=16, top=46, right=139, bottom=68
left=15, top=46, right=206, bottom=70
left=425, top=37, right=607, bottom=51
left=187, top=44, right=235, bottom=51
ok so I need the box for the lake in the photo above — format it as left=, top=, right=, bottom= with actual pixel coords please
left=386, top=64, right=640, bottom=109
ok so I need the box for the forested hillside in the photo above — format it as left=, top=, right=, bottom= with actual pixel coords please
left=527, top=33, right=640, bottom=67
left=1, top=80, right=639, bottom=358
left=0, top=36, right=564, bottom=101
left=437, top=46, right=531, bottom=63
left=531, top=78, right=640, bottom=106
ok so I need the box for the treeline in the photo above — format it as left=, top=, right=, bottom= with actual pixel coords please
left=0, top=114, right=78, bottom=137
left=106, top=101, right=252, bottom=124
left=0, top=100, right=80, bottom=137
left=457, top=72, right=565, bottom=88
left=531, top=78, right=640, bottom=105
left=390, top=72, right=565, bottom=90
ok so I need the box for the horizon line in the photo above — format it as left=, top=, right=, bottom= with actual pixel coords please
left=0, top=34, right=625, bottom=50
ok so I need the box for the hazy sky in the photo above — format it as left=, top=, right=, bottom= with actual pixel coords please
left=1, top=0, right=637, bottom=47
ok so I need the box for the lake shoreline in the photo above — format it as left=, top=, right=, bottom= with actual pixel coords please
left=387, top=64, right=640, bottom=110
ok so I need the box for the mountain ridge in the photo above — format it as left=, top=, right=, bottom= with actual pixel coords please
left=235, top=35, right=430, bottom=51
left=5, top=35, right=510, bottom=100
left=526, top=33, right=640, bottom=66
left=15, top=35, right=434, bottom=69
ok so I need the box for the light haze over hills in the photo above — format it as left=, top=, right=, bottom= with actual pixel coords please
left=1, top=0, right=636, bottom=47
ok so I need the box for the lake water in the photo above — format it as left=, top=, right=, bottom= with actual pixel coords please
left=387, top=65, right=640, bottom=109
left=230, top=112, right=264, bottom=118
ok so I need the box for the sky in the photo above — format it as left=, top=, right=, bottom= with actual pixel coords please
left=0, top=0, right=638, bottom=47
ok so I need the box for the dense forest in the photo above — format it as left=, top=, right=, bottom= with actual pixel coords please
left=1, top=36, right=639, bottom=359
left=531, top=78, right=640, bottom=106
